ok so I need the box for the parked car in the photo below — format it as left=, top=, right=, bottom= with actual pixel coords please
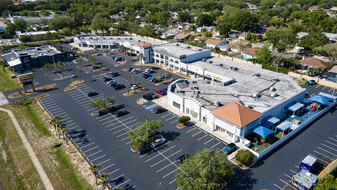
left=160, top=74, right=166, bottom=79
left=137, top=145, right=153, bottom=155
left=222, top=143, right=236, bottom=154
left=154, top=107, right=166, bottom=114
left=128, top=67, right=134, bottom=72
left=116, top=110, right=129, bottom=117
left=145, top=68, right=154, bottom=73
left=114, top=57, right=122, bottom=61
left=114, top=84, right=125, bottom=90
left=107, top=105, right=123, bottom=112
left=142, top=73, right=150, bottom=78
left=92, top=65, right=100, bottom=70
left=109, top=82, right=118, bottom=87
left=161, top=87, right=168, bottom=94
left=176, top=154, right=190, bottom=163
left=147, top=76, right=154, bottom=81
left=156, top=90, right=165, bottom=95
left=87, top=92, right=98, bottom=97
left=308, top=80, right=317, bottom=85
left=104, top=77, right=112, bottom=82
left=132, top=69, right=140, bottom=74
left=144, top=74, right=152, bottom=79
left=96, top=111, right=108, bottom=117
left=107, top=80, right=114, bottom=85
left=111, top=72, right=119, bottom=77
left=149, top=76, right=157, bottom=82
left=143, top=93, right=158, bottom=101
left=151, top=138, right=167, bottom=148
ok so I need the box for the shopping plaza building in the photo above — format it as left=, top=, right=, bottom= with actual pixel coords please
left=74, top=35, right=306, bottom=144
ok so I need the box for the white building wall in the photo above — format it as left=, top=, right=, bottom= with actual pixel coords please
left=184, top=98, right=202, bottom=120
left=167, top=91, right=184, bottom=112
left=183, top=50, right=212, bottom=63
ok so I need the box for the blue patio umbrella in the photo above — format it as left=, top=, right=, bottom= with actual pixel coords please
left=253, top=126, right=275, bottom=139
left=308, top=95, right=329, bottom=105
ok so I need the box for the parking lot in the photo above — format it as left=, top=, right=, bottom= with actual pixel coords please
left=13, top=49, right=228, bottom=189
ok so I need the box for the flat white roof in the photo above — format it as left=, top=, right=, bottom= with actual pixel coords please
left=8, top=59, right=22, bottom=67
left=153, top=42, right=209, bottom=59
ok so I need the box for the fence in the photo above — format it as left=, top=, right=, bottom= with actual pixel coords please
left=257, top=100, right=337, bottom=159
left=289, top=72, right=337, bottom=89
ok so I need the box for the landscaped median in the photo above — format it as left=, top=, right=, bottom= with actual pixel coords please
left=64, top=79, right=84, bottom=92
left=8, top=83, right=56, bottom=99
left=123, top=88, right=146, bottom=96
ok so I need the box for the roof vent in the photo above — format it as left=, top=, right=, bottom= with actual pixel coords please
left=269, top=87, right=276, bottom=92
left=274, top=77, right=279, bottom=82
left=198, top=49, right=202, bottom=51
left=176, top=43, right=180, bottom=46
left=202, top=58, right=207, bottom=62
left=233, top=93, right=239, bottom=97
left=271, top=92, right=278, bottom=97
left=252, top=93, right=260, bottom=98
left=208, top=61, right=213, bottom=64
left=214, top=101, right=221, bottom=106
left=138, top=40, right=141, bottom=42
left=187, top=46, right=191, bottom=49
left=219, top=64, right=223, bottom=67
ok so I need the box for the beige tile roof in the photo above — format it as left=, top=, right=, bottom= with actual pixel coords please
left=224, top=43, right=248, bottom=51
left=175, top=33, right=190, bottom=39
left=205, top=38, right=224, bottom=45
left=211, top=102, right=264, bottom=127
left=299, top=57, right=333, bottom=69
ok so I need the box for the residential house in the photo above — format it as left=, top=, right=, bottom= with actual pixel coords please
left=308, top=6, right=319, bottom=12
left=178, top=23, right=191, bottom=29
left=194, top=36, right=209, bottom=42
left=196, top=26, right=215, bottom=33
left=299, top=57, right=333, bottom=69
left=161, top=29, right=180, bottom=39
left=228, top=30, right=242, bottom=38
left=174, top=33, right=191, bottom=42
left=241, top=47, right=260, bottom=59
left=322, top=32, right=337, bottom=42
left=238, top=32, right=248, bottom=40
left=297, top=32, right=309, bottom=39
left=223, top=43, right=248, bottom=52
left=205, top=38, right=227, bottom=48
left=329, top=65, right=337, bottom=74
left=271, top=52, right=302, bottom=59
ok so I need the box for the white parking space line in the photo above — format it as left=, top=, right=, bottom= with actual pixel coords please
left=97, top=159, right=111, bottom=166
left=309, top=153, right=330, bottom=165
left=204, top=138, right=214, bottom=145
left=58, top=113, right=68, bottom=117
left=98, top=116, right=113, bottom=122
left=186, top=128, right=196, bottom=133
left=117, top=133, right=128, bottom=138
left=113, top=128, right=127, bottom=134
left=49, top=107, right=62, bottom=112
left=170, top=120, right=178, bottom=124
left=169, top=179, right=177, bottom=184
left=42, top=102, right=58, bottom=106
left=329, top=88, right=333, bottom=92
left=102, top=119, right=116, bottom=125
left=111, top=174, right=125, bottom=181
left=165, top=116, right=176, bottom=121
left=108, top=168, right=120, bottom=175
left=284, top=174, right=292, bottom=179
left=150, top=150, right=181, bottom=167
left=119, top=116, right=134, bottom=122
left=313, top=150, right=334, bottom=160
left=162, top=168, right=179, bottom=178
left=120, top=136, right=129, bottom=141
left=273, top=184, right=283, bottom=189
left=91, top=154, right=106, bottom=162
left=123, top=119, right=138, bottom=125
left=210, top=141, right=221, bottom=149
left=48, top=105, right=61, bottom=109
left=321, top=143, right=337, bottom=151
left=156, top=162, right=175, bottom=173
left=75, top=138, right=92, bottom=145
left=100, top=164, right=115, bottom=172
left=289, top=169, right=297, bottom=174
left=191, top=130, right=202, bottom=137
left=52, top=110, right=65, bottom=114
left=64, top=120, right=74, bottom=124
left=329, top=137, right=337, bottom=142
left=197, top=134, right=208, bottom=141
left=326, top=140, right=337, bottom=147
left=129, top=122, right=142, bottom=128
left=87, top=150, right=103, bottom=157
left=109, top=125, right=124, bottom=131
left=83, top=146, right=99, bottom=153
left=315, top=85, right=321, bottom=89
left=279, top=178, right=297, bottom=190
left=317, top=146, right=337, bottom=157
left=115, top=179, right=130, bottom=188
left=321, top=86, right=327, bottom=90
left=81, top=142, right=95, bottom=149
left=68, top=125, right=79, bottom=130
left=161, top=113, right=172, bottom=118
left=145, top=146, right=176, bottom=162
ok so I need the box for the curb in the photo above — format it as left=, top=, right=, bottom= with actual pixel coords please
left=318, top=158, right=337, bottom=177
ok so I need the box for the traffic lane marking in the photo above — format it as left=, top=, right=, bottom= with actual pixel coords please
left=145, top=145, right=176, bottom=162
left=156, top=162, right=176, bottom=173
left=162, top=168, right=179, bottom=179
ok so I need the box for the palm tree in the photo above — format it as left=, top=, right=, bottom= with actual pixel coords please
left=90, top=98, right=104, bottom=111
left=90, top=164, right=101, bottom=185
left=88, top=56, right=96, bottom=64
left=98, top=172, right=109, bottom=189
left=42, top=63, right=53, bottom=71
left=63, top=128, right=69, bottom=144
left=75, top=58, right=84, bottom=66
left=59, top=123, right=66, bottom=139
left=50, top=116, right=62, bottom=135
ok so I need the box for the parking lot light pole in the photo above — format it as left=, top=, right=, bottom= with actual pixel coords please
left=102, top=90, right=104, bottom=100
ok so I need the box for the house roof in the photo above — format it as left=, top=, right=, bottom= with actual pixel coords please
left=239, top=32, right=247, bottom=38
left=299, top=57, right=333, bottom=69
left=175, top=33, right=190, bottom=39
left=205, top=38, right=224, bottom=45
left=242, top=47, right=260, bottom=56
left=329, top=65, right=337, bottom=74
left=211, top=102, right=264, bottom=127
left=224, top=43, right=248, bottom=51
left=194, top=36, right=209, bottom=41
left=139, top=42, right=152, bottom=47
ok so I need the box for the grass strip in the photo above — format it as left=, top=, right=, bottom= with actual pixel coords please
left=25, top=102, right=52, bottom=137
left=0, top=67, right=21, bottom=92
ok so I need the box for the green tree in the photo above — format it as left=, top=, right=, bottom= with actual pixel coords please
left=178, top=11, right=193, bottom=23
left=90, top=164, right=101, bottom=185
left=58, top=123, right=66, bottom=139
left=98, top=172, right=109, bottom=188
left=62, top=27, right=71, bottom=36
left=50, top=116, right=62, bottom=136
left=77, top=69, right=83, bottom=80
left=215, top=20, right=230, bottom=36
left=88, top=56, right=96, bottom=64
left=175, top=148, right=235, bottom=190
left=62, top=128, right=69, bottom=144
left=236, top=149, right=254, bottom=166
left=299, top=32, right=330, bottom=52
left=314, top=174, right=337, bottom=190
left=178, top=116, right=190, bottom=124
left=314, top=43, right=337, bottom=64
left=268, top=18, right=284, bottom=28
left=19, top=35, right=31, bottom=43
left=56, top=61, right=64, bottom=76
left=42, top=63, right=53, bottom=71
left=39, top=10, right=51, bottom=17
left=203, top=31, right=213, bottom=38
left=256, top=45, right=273, bottom=65
left=195, top=14, right=213, bottom=27
left=228, top=9, right=258, bottom=32
left=127, top=119, right=163, bottom=148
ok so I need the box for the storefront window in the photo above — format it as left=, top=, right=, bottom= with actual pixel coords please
left=186, top=108, right=189, bottom=114
left=173, top=101, right=180, bottom=109
left=191, top=111, right=198, bottom=118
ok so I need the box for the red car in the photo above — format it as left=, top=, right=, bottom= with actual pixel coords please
left=156, top=90, right=165, bottom=95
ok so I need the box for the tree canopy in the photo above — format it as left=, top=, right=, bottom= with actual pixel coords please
left=299, top=32, right=330, bottom=52
left=175, top=148, right=234, bottom=190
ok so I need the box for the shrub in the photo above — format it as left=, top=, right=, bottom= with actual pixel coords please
left=178, top=116, right=190, bottom=124
left=236, top=149, right=254, bottom=166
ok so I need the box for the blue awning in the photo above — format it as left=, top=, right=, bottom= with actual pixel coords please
left=262, top=116, right=280, bottom=128
left=253, top=125, right=275, bottom=139
left=288, top=102, right=304, bottom=112
left=308, top=95, right=330, bottom=105
left=277, top=121, right=292, bottom=131
left=318, top=92, right=337, bottom=100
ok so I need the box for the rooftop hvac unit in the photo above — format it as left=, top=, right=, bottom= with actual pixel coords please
left=252, top=93, right=260, bottom=98
left=271, top=92, right=278, bottom=97
left=274, top=77, right=279, bottom=82
left=233, top=93, right=239, bottom=97
left=219, top=64, right=223, bottom=67
left=138, top=40, right=141, bottom=42
left=198, top=49, right=202, bottom=51
left=208, top=61, right=213, bottom=64
left=234, top=67, right=239, bottom=71
left=214, top=101, right=221, bottom=106
left=202, top=58, right=206, bottom=62
left=269, top=87, right=276, bottom=92
left=187, top=46, right=191, bottom=49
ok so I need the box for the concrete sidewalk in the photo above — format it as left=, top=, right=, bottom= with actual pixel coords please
left=0, top=108, right=54, bottom=190
left=0, top=92, right=8, bottom=106
left=153, top=96, right=246, bottom=160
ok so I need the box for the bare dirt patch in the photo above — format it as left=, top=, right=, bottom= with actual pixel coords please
left=123, top=88, right=146, bottom=96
